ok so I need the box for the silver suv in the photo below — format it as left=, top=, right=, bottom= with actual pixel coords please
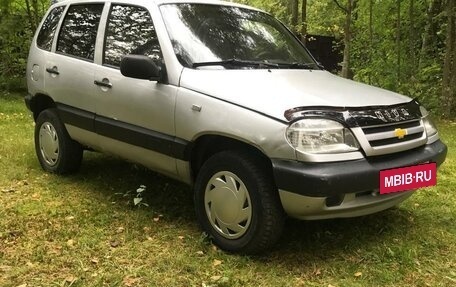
left=26, top=0, right=447, bottom=254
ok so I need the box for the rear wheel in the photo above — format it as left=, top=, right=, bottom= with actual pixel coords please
left=194, top=150, right=284, bottom=254
left=35, top=108, right=83, bottom=174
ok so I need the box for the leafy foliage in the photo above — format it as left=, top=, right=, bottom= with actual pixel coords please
left=240, top=0, right=454, bottom=116
left=1, top=0, right=455, bottom=117
left=349, top=0, right=446, bottom=113
left=0, top=0, right=49, bottom=91
left=0, top=10, right=31, bottom=91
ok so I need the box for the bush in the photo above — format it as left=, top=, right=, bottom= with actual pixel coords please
left=0, top=2, right=37, bottom=92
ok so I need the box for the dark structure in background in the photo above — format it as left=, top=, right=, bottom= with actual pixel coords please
left=305, top=34, right=342, bottom=73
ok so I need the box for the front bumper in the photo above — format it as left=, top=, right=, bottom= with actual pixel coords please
left=272, top=140, right=447, bottom=197
left=272, top=140, right=447, bottom=219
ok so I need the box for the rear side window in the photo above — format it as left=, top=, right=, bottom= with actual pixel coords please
left=104, top=4, right=161, bottom=67
left=57, top=4, right=104, bottom=61
left=37, top=6, right=65, bottom=51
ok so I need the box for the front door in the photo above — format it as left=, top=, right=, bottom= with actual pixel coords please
left=94, top=3, right=178, bottom=176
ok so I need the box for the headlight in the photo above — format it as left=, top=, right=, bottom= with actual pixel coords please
left=420, top=106, right=438, bottom=137
left=286, top=119, right=360, bottom=154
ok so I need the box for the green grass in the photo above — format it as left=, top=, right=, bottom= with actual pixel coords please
left=1, top=91, right=455, bottom=287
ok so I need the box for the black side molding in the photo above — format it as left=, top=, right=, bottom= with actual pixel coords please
left=55, top=103, right=192, bottom=161
left=57, top=103, right=95, bottom=132
left=94, top=116, right=192, bottom=160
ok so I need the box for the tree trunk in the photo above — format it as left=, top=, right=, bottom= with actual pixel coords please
left=24, top=0, right=37, bottom=32
left=340, top=0, right=355, bottom=79
left=301, top=0, right=307, bottom=44
left=419, top=0, right=443, bottom=68
left=31, top=0, right=40, bottom=30
left=290, top=0, right=299, bottom=31
left=409, top=0, right=416, bottom=77
left=22, top=0, right=43, bottom=32
left=442, top=0, right=456, bottom=117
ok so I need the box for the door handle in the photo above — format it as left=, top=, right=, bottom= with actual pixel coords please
left=94, top=80, right=113, bottom=88
left=46, top=67, right=59, bottom=75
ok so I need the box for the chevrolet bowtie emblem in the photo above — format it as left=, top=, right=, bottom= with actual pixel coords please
left=394, top=128, right=407, bottom=139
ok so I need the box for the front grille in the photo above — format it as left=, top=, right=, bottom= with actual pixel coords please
left=355, top=119, right=427, bottom=156
left=369, top=132, right=423, bottom=147
left=362, top=120, right=421, bottom=135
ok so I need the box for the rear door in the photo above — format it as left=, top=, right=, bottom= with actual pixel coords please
left=44, top=3, right=104, bottom=143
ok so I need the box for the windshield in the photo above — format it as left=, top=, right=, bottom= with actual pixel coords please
left=159, top=3, right=319, bottom=69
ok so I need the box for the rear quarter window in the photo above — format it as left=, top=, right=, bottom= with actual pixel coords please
left=37, top=6, right=65, bottom=51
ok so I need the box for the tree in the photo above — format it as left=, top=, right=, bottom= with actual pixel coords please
left=396, top=0, right=401, bottom=88
left=0, top=0, right=454, bottom=118
left=419, top=0, right=443, bottom=69
left=290, top=0, right=299, bottom=30
left=0, top=0, right=49, bottom=91
left=408, top=0, right=416, bottom=73
left=367, top=0, right=373, bottom=84
left=441, top=0, right=456, bottom=117
left=333, top=0, right=357, bottom=79
left=301, top=0, right=307, bottom=43
left=24, top=0, right=42, bottom=31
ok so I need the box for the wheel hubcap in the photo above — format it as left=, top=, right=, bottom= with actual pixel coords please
left=204, top=171, right=252, bottom=239
left=39, top=122, right=59, bottom=166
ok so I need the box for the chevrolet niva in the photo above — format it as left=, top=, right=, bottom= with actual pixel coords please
left=25, top=0, right=447, bottom=254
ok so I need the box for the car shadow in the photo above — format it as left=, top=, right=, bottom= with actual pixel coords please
left=72, top=152, right=195, bottom=220
left=69, top=152, right=414, bottom=264
left=258, top=208, right=415, bottom=269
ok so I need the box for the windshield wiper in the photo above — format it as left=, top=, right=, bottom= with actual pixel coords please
left=192, top=58, right=279, bottom=69
left=275, top=62, right=319, bottom=69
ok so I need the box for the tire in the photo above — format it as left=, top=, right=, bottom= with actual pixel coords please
left=34, top=108, right=83, bottom=174
left=194, top=150, right=284, bottom=254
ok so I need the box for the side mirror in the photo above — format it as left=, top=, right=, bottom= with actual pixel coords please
left=120, top=55, right=163, bottom=81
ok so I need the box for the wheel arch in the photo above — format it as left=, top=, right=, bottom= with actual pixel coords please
left=190, top=134, right=274, bottom=181
left=29, top=93, right=56, bottom=121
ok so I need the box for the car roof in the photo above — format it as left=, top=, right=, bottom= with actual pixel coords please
left=51, top=0, right=262, bottom=12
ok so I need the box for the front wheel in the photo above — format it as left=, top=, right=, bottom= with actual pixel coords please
left=194, top=150, right=284, bottom=254
left=34, top=108, right=83, bottom=174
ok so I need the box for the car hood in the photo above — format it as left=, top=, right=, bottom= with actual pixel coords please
left=179, top=69, right=411, bottom=122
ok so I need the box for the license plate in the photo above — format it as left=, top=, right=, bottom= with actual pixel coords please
left=380, top=162, right=437, bottom=194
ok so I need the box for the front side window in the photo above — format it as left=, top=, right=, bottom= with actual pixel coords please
left=37, top=6, right=65, bottom=51
left=160, top=4, right=318, bottom=69
left=104, top=5, right=161, bottom=67
left=57, top=4, right=103, bottom=61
